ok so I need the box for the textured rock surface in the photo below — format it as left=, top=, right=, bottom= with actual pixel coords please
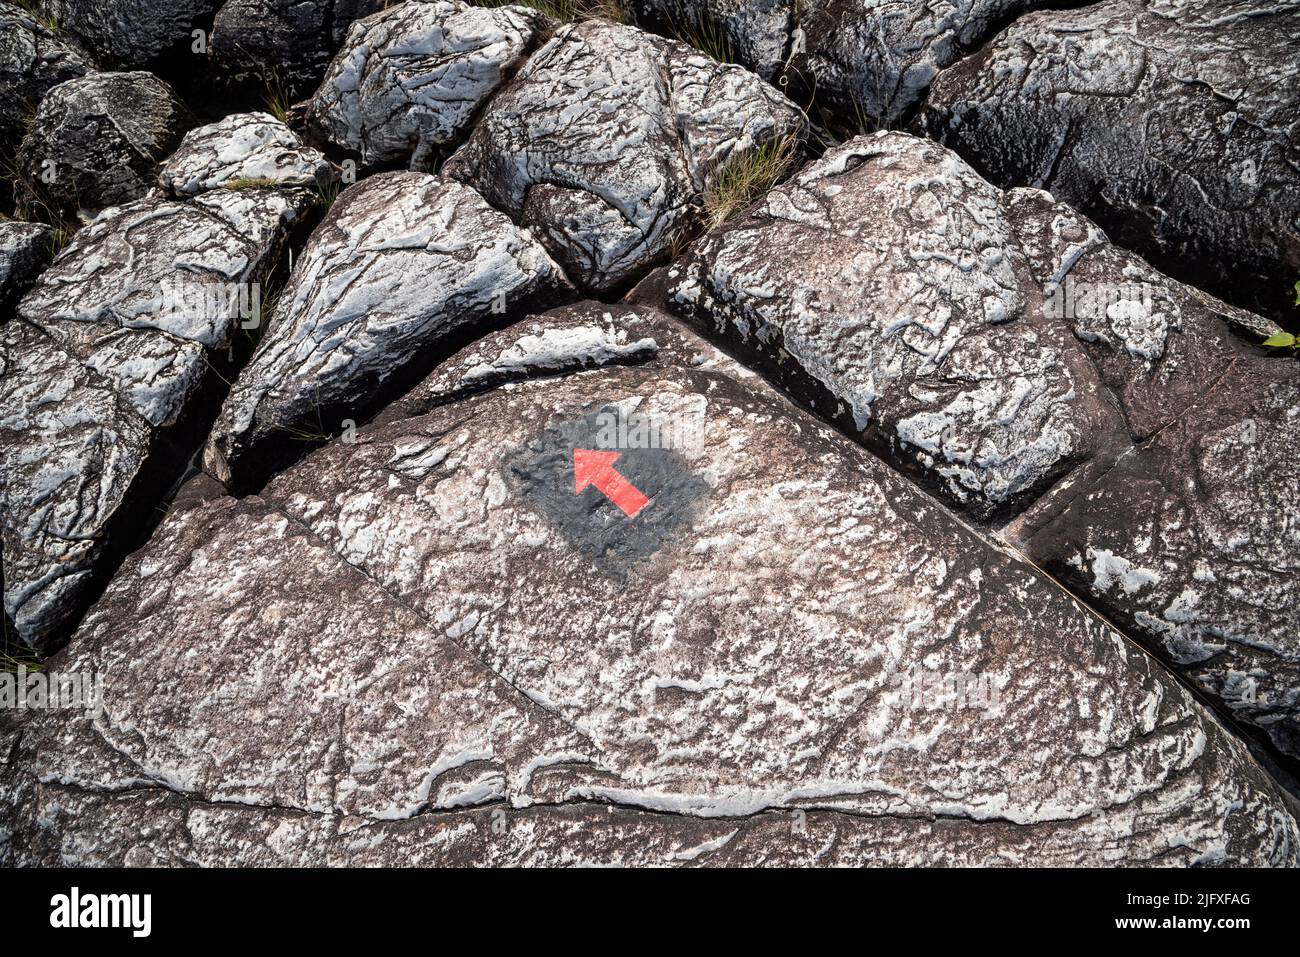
left=0, top=220, right=53, bottom=310
left=307, top=0, right=551, bottom=169
left=17, top=71, right=193, bottom=221
left=1025, top=357, right=1300, bottom=762
left=158, top=112, right=335, bottom=197
left=627, top=0, right=794, bottom=80
left=3, top=187, right=310, bottom=648
left=444, top=19, right=808, bottom=294
left=205, top=171, right=574, bottom=489
left=4, top=303, right=1298, bottom=866
left=654, top=132, right=1276, bottom=527
left=920, top=0, right=1300, bottom=326
left=0, top=1, right=94, bottom=152
left=45, top=0, right=219, bottom=67
left=210, top=0, right=385, bottom=98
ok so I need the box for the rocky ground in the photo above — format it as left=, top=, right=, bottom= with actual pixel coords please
left=1, top=0, right=1298, bottom=867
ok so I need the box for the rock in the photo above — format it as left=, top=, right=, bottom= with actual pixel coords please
left=4, top=302, right=1298, bottom=866
left=1024, top=357, right=1300, bottom=762
left=652, top=132, right=1277, bottom=529
left=16, top=71, right=193, bottom=221
left=2, top=187, right=310, bottom=648
left=920, top=0, right=1300, bottom=326
left=626, top=0, right=794, bottom=80
left=444, top=19, right=807, bottom=294
left=204, top=171, right=574, bottom=491
left=0, top=220, right=53, bottom=310
left=210, top=0, right=385, bottom=99
left=157, top=111, right=335, bottom=197
left=44, top=0, right=219, bottom=67
left=307, top=0, right=552, bottom=170
left=0, top=1, right=94, bottom=153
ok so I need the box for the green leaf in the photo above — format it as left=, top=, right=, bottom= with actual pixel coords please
left=1262, top=332, right=1297, bottom=348
left=1294, top=279, right=1300, bottom=306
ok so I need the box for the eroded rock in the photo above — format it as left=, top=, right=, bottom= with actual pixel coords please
left=205, top=171, right=574, bottom=490
left=627, top=0, right=794, bottom=80
left=158, top=111, right=335, bottom=197
left=307, top=0, right=551, bottom=169
left=17, top=71, right=193, bottom=221
left=443, top=19, right=808, bottom=294
left=3, top=303, right=1297, bottom=866
left=44, top=0, right=219, bottom=67
left=0, top=220, right=53, bottom=310
left=0, top=1, right=94, bottom=152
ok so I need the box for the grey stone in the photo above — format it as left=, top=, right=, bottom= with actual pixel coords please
left=443, top=19, right=808, bottom=294
left=627, top=0, right=794, bottom=80
left=158, top=111, right=335, bottom=197
left=45, top=0, right=219, bottom=67
left=0, top=220, right=53, bottom=310
left=0, top=1, right=94, bottom=152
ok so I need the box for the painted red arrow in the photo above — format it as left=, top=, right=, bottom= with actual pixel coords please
left=573, top=449, right=650, bottom=518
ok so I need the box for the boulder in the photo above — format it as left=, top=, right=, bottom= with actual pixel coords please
left=626, top=0, right=794, bottom=80
left=444, top=19, right=808, bottom=294
left=16, top=71, right=193, bottom=221
left=306, top=0, right=552, bottom=169
left=0, top=220, right=53, bottom=310
left=2, top=186, right=311, bottom=649
left=4, top=303, right=1297, bottom=866
left=0, top=1, right=94, bottom=153
left=920, top=0, right=1300, bottom=326
left=204, top=171, right=575, bottom=491
left=44, top=0, right=219, bottom=67
left=157, top=111, right=335, bottom=197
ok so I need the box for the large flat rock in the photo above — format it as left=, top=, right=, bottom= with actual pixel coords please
left=5, top=303, right=1297, bottom=866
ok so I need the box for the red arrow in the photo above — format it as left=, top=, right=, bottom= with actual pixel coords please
left=573, top=449, right=650, bottom=518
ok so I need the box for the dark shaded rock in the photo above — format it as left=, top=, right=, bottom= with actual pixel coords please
left=2, top=186, right=311, bottom=648
left=16, top=71, right=193, bottom=222
left=204, top=171, right=574, bottom=491
left=443, top=19, right=807, bottom=294
left=0, top=1, right=94, bottom=153
left=210, top=0, right=385, bottom=99
left=44, top=0, right=219, bottom=67
left=0, top=220, right=53, bottom=310
left=920, top=0, right=1300, bottom=327
left=1025, top=357, right=1300, bottom=761
left=306, top=0, right=552, bottom=169
left=157, top=111, right=335, bottom=197
left=4, top=302, right=1297, bottom=865
left=627, top=0, right=794, bottom=80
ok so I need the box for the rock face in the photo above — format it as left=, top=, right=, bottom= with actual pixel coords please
left=920, top=0, right=1300, bottom=326
left=307, top=0, right=551, bottom=170
left=2, top=187, right=310, bottom=649
left=205, top=171, right=574, bottom=490
left=44, top=0, right=219, bottom=67
left=210, top=0, right=385, bottom=98
left=0, top=1, right=94, bottom=153
left=627, top=0, right=795, bottom=80
left=16, top=71, right=193, bottom=221
left=158, top=112, right=335, bottom=197
left=0, top=220, right=53, bottom=310
left=4, top=303, right=1298, bottom=866
left=443, top=19, right=808, bottom=294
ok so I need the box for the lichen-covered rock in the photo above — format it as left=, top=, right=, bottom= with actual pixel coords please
left=0, top=1, right=94, bottom=152
left=443, top=19, right=807, bottom=294
left=2, top=187, right=310, bottom=649
left=627, top=0, right=794, bottom=80
left=920, top=0, right=1300, bottom=326
left=1025, top=357, right=1300, bottom=762
left=4, top=303, right=1297, bottom=866
left=44, top=0, right=219, bottom=66
left=307, top=0, right=551, bottom=169
left=0, top=220, right=53, bottom=310
left=210, top=0, right=385, bottom=99
left=16, top=71, right=193, bottom=221
left=158, top=112, right=335, bottom=197
left=205, top=171, right=574, bottom=490
left=653, top=132, right=1277, bottom=528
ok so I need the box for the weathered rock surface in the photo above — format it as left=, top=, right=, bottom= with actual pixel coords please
left=0, top=1, right=94, bottom=152
left=205, top=171, right=574, bottom=490
left=627, top=0, right=794, bottom=81
left=45, top=0, right=219, bottom=67
left=920, top=0, right=1300, bottom=326
left=158, top=111, right=335, bottom=197
left=444, top=19, right=808, bottom=294
left=307, top=0, right=551, bottom=169
left=17, top=71, right=193, bottom=221
left=3, top=187, right=310, bottom=649
left=210, top=0, right=385, bottom=98
left=0, top=220, right=53, bottom=310
left=1025, top=357, right=1300, bottom=762
left=654, top=132, right=1276, bottom=528
left=4, top=303, right=1298, bottom=866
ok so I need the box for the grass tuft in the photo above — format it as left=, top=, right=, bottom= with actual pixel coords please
left=15, top=0, right=60, bottom=32
left=225, top=177, right=280, bottom=191
left=703, top=133, right=800, bottom=230
left=263, top=79, right=293, bottom=125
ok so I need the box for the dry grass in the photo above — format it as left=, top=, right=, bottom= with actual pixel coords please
left=703, top=133, right=800, bottom=230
